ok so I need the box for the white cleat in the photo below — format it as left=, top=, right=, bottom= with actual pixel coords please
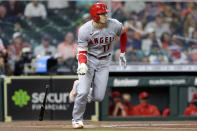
left=72, top=119, right=84, bottom=129
left=69, top=80, right=79, bottom=103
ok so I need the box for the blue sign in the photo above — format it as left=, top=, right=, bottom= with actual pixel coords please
left=36, top=56, right=51, bottom=73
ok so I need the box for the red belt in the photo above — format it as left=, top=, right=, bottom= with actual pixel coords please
left=88, top=53, right=111, bottom=60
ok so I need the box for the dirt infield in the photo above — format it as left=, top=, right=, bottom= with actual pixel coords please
left=0, top=121, right=197, bottom=131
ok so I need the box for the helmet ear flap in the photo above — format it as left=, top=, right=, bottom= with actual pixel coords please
left=95, top=14, right=100, bottom=22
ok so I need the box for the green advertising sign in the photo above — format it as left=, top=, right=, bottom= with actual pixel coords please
left=12, top=89, right=30, bottom=108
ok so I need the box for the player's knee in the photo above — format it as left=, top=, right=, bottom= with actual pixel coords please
left=78, top=91, right=89, bottom=99
left=94, top=95, right=104, bottom=102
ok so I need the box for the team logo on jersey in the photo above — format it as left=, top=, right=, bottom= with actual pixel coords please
left=88, top=36, right=114, bottom=45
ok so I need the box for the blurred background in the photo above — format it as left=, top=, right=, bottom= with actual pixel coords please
left=0, top=0, right=197, bottom=122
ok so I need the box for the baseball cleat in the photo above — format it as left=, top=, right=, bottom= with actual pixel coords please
left=72, top=119, right=84, bottom=129
left=69, top=80, right=79, bottom=103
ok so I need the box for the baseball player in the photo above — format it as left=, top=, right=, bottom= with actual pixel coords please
left=69, top=3, right=127, bottom=129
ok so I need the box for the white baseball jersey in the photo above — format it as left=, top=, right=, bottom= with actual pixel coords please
left=78, top=18, right=123, bottom=58
left=73, top=18, right=124, bottom=121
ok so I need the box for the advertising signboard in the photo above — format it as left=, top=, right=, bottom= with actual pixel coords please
left=4, top=76, right=95, bottom=121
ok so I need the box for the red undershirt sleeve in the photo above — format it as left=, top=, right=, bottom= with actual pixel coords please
left=78, top=51, right=87, bottom=64
left=120, top=29, right=127, bottom=53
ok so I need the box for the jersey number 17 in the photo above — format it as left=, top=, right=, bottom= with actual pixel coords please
left=103, top=43, right=111, bottom=52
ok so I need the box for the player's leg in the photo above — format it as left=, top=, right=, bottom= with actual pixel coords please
left=92, top=61, right=109, bottom=102
left=72, top=63, right=95, bottom=128
left=69, top=80, right=93, bottom=103
left=69, top=80, right=79, bottom=103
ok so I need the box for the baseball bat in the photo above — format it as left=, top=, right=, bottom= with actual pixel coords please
left=39, top=83, right=49, bottom=121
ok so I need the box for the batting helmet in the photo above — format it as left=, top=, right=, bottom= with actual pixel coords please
left=90, top=3, right=107, bottom=22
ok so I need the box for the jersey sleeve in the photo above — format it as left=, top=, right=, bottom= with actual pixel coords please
left=78, top=26, right=88, bottom=48
left=77, top=26, right=88, bottom=64
left=111, top=19, right=127, bottom=53
left=113, top=19, right=124, bottom=36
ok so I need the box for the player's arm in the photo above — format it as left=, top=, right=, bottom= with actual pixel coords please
left=119, top=26, right=127, bottom=69
left=77, top=46, right=88, bottom=75
left=77, top=27, right=88, bottom=75
left=78, top=46, right=88, bottom=64
left=120, top=28, right=127, bottom=53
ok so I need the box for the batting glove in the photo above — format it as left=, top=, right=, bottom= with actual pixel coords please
left=77, top=63, right=88, bottom=75
left=119, top=52, right=127, bottom=69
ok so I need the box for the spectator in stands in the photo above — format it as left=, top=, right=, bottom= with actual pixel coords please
left=34, top=34, right=56, bottom=57
left=46, top=0, right=69, bottom=10
left=75, top=0, right=95, bottom=14
left=135, top=91, right=160, bottom=116
left=1, top=2, right=23, bottom=32
left=0, top=5, right=7, bottom=19
left=192, top=6, right=197, bottom=23
left=0, top=5, right=13, bottom=30
left=123, top=1, right=145, bottom=14
left=24, top=0, right=47, bottom=19
left=0, top=56, right=13, bottom=75
left=161, top=32, right=172, bottom=51
left=163, top=3, right=175, bottom=23
left=148, top=44, right=169, bottom=64
left=139, top=2, right=162, bottom=25
left=168, top=36, right=188, bottom=64
left=145, top=13, right=171, bottom=38
left=188, top=30, right=197, bottom=63
left=56, top=32, right=77, bottom=62
left=173, top=2, right=182, bottom=18
left=108, top=91, right=127, bottom=117
left=140, top=56, right=149, bottom=63
left=183, top=13, right=196, bottom=38
left=121, top=93, right=137, bottom=116
left=0, top=38, right=13, bottom=75
left=137, top=28, right=158, bottom=60
left=8, top=32, right=31, bottom=70
left=4, top=0, right=24, bottom=17
left=169, top=14, right=181, bottom=35
left=184, top=93, right=197, bottom=116
left=162, top=108, right=170, bottom=116
left=181, top=2, right=195, bottom=18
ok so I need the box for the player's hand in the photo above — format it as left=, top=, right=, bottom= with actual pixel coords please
left=119, top=52, right=127, bottom=69
left=77, top=63, right=88, bottom=75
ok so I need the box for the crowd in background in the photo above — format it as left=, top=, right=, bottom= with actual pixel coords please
left=109, top=91, right=197, bottom=117
left=0, top=0, right=197, bottom=75
left=109, top=91, right=163, bottom=117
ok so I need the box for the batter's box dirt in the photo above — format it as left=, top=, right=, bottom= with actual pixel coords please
left=0, top=121, right=197, bottom=131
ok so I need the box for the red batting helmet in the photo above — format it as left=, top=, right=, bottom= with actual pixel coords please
left=90, top=3, right=107, bottom=22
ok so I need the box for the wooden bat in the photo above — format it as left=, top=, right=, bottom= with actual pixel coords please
left=39, top=84, right=49, bottom=121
